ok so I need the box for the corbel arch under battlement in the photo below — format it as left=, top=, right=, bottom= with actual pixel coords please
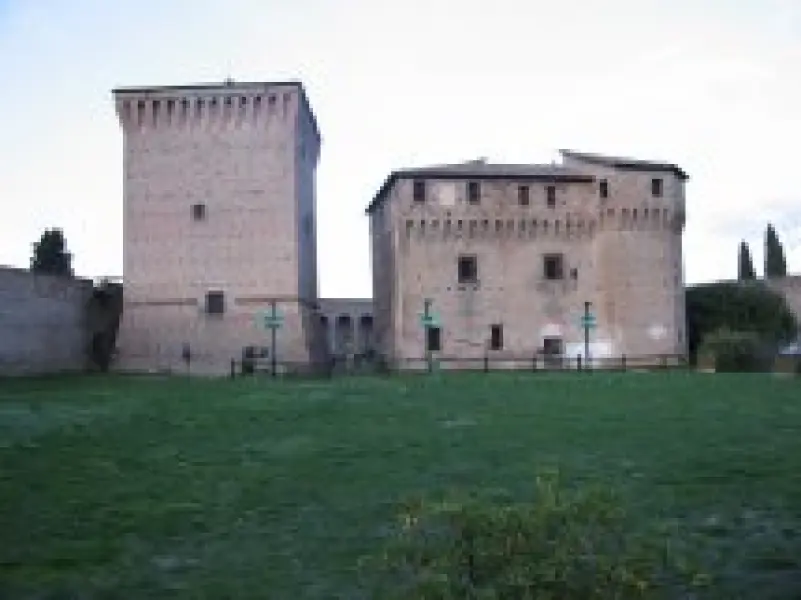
left=401, top=216, right=600, bottom=242
left=113, top=88, right=294, bottom=132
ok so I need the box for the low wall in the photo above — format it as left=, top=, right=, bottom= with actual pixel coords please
left=0, top=266, right=94, bottom=376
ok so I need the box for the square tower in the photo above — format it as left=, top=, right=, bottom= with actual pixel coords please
left=113, top=80, right=322, bottom=374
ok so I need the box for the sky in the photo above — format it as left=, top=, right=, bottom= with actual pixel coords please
left=1, top=0, right=800, bottom=298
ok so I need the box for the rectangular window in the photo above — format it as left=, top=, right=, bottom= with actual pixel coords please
left=543, top=254, right=564, bottom=280
left=651, top=178, right=663, bottom=197
left=191, top=203, right=206, bottom=221
left=413, top=180, right=426, bottom=203
left=546, top=185, right=557, bottom=208
left=458, top=254, right=478, bottom=283
left=599, top=179, right=608, bottom=199
left=426, top=326, right=442, bottom=352
left=467, top=181, right=481, bottom=204
left=205, top=291, right=225, bottom=315
left=518, top=185, right=530, bottom=206
left=490, top=324, right=503, bottom=350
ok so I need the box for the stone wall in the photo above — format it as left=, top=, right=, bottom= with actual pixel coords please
left=369, top=155, right=687, bottom=367
left=113, top=81, right=322, bottom=375
left=317, top=298, right=373, bottom=357
left=0, top=266, right=94, bottom=376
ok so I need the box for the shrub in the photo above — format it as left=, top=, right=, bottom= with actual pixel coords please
left=361, top=470, right=709, bottom=599
left=686, top=281, right=797, bottom=364
left=699, top=329, right=772, bottom=373
left=85, top=279, right=123, bottom=372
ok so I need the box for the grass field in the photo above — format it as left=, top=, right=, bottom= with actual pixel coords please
left=1, top=372, right=800, bottom=598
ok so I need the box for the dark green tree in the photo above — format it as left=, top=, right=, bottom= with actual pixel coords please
left=86, top=279, right=124, bottom=372
left=737, top=240, right=756, bottom=280
left=30, top=228, right=73, bottom=276
left=765, top=223, right=787, bottom=278
left=686, top=281, right=797, bottom=363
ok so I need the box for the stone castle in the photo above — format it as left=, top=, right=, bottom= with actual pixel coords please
left=367, top=153, right=687, bottom=368
left=113, top=79, right=689, bottom=374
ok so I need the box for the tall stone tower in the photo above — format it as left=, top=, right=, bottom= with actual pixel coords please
left=113, top=80, right=321, bottom=374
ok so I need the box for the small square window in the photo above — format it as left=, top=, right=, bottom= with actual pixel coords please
left=205, top=291, right=225, bottom=315
left=458, top=255, right=478, bottom=283
left=651, top=178, right=663, bottom=197
left=546, top=185, right=557, bottom=208
left=490, top=324, right=503, bottom=350
left=467, top=181, right=481, bottom=204
left=426, top=326, right=442, bottom=352
left=543, top=254, right=564, bottom=280
left=413, top=180, right=426, bottom=203
left=518, top=185, right=530, bottom=206
left=191, top=203, right=206, bottom=221
left=599, top=179, right=609, bottom=199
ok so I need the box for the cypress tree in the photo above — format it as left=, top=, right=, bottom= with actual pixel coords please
left=737, top=240, right=756, bottom=280
left=30, top=228, right=73, bottom=276
left=765, top=223, right=787, bottom=278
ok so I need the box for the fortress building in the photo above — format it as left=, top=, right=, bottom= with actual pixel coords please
left=113, top=80, right=322, bottom=374
left=366, top=151, right=688, bottom=368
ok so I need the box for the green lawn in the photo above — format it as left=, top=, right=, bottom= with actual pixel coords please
left=1, top=372, right=800, bottom=598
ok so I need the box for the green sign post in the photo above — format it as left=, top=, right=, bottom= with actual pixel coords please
left=578, top=301, right=597, bottom=370
left=256, top=300, right=284, bottom=377
left=419, top=298, right=441, bottom=372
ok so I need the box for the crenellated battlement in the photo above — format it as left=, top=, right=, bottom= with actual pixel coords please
left=112, top=81, right=318, bottom=135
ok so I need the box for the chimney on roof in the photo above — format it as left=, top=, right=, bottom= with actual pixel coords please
left=468, top=157, right=488, bottom=165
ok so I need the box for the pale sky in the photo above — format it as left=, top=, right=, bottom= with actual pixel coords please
left=1, top=0, right=800, bottom=298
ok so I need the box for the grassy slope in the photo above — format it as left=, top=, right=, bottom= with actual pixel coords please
left=0, top=372, right=800, bottom=598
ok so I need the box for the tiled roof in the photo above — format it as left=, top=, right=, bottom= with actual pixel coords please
left=365, top=159, right=594, bottom=214
left=560, top=149, right=689, bottom=180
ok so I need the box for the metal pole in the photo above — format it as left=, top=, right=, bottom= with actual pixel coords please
left=423, top=298, right=431, bottom=372
left=270, top=299, right=277, bottom=378
left=584, top=301, right=591, bottom=370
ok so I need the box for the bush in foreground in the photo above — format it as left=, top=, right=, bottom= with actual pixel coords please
left=362, top=471, right=710, bottom=599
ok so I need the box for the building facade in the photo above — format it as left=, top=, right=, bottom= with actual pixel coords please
left=317, top=298, right=374, bottom=360
left=367, top=150, right=688, bottom=368
left=113, top=80, right=323, bottom=375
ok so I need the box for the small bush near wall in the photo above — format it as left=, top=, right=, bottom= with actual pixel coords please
left=86, top=280, right=123, bottom=372
left=361, top=470, right=708, bottom=599
left=699, top=329, right=773, bottom=373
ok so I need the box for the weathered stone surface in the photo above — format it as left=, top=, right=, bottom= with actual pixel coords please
left=113, top=81, right=322, bottom=375
left=368, top=154, right=689, bottom=367
left=0, top=267, right=93, bottom=375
